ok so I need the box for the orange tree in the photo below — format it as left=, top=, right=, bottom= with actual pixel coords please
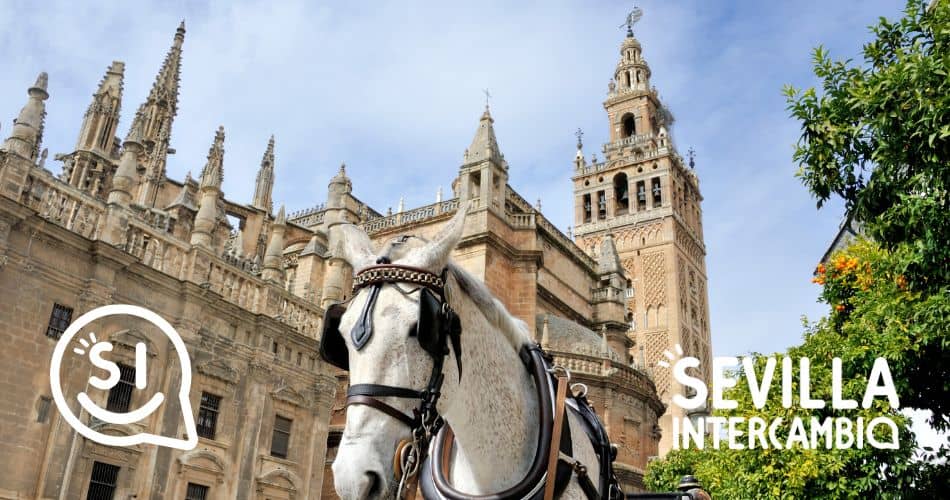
left=785, top=0, right=948, bottom=430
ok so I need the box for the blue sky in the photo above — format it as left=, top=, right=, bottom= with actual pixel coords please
left=0, top=0, right=906, bottom=358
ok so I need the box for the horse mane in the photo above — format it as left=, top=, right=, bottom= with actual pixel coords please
left=445, top=262, right=532, bottom=350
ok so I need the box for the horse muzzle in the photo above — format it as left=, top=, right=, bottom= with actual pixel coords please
left=333, top=440, right=397, bottom=500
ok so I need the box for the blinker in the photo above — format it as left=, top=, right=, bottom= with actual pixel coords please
left=318, top=264, right=463, bottom=379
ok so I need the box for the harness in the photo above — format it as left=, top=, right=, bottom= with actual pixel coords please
left=319, top=260, right=622, bottom=499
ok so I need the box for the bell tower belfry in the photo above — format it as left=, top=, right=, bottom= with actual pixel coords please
left=572, top=10, right=712, bottom=455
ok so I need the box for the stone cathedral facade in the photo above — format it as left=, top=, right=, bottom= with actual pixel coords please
left=0, top=18, right=708, bottom=500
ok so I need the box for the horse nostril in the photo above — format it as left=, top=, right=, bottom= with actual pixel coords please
left=365, top=471, right=382, bottom=498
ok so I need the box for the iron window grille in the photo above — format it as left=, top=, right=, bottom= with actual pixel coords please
left=270, top=415, right=293, bottom=458
left=86, top=461, right=119, bottom=500
left=196, top=392, right=221, bottom=439
left=106, top=363, right=135, bottom=412
left=46, top=303, right=73, bottom=339
left=185, top=483, right=209, bottom=500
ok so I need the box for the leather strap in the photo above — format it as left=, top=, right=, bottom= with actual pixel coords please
left=351, top=283, right=382, bottom=349
left=345, top=395, right=417, bottom=428
left=544, top=372, right=570, bottom=500
left=348, top=384, right=426, bottom=400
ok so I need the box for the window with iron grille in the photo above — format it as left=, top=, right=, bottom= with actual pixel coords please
left=86, top=461, right=119, bottom=500
left=185, top=482, right=210, bottom=500
left=270, top=415, right=292, bottom=458
left=196, top=392, right=221, bottom=439
left=46, top=303, right=73, bottom=339
left=106, top=363, right=135, bottom=412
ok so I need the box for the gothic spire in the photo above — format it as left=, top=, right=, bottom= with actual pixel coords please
left=262, top=205, right=287, bottom=283
left=598, top=233, right=623, bottom=275
left=76, top=62, right=124, bottom=153
left=128, top=21, right=184, bottom=146
left=107, top=119, right=144, bottom=206
left=2, top=72, right=49, bottom=161
left=191, top=128, right=225, bottom=250
left=199, top=126, right=225, bottom=190
left=463, top=105, right=505, bottom=167
left=252, top=135, right=275, bottom=211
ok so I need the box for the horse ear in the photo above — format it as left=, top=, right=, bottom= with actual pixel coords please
left=400, top=203, right=468, bottom=272
left=330, top=223, right=376, bottom=270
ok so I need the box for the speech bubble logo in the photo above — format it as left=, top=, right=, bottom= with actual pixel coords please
left=50, top=304, right=198, bottom=450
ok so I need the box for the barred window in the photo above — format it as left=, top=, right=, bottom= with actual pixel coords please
left=46, top=303, right=73, bottom=339
left=196, top=392, right=221, bottom=439
left=185, top=483, right=209, bottom=500
left=270, top=415, right=292, bottom=458
left=86, top=461, right=119, bottom=500
left=106, top=363, right=135, bottom=412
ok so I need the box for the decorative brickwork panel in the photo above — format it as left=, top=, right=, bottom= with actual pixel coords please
left=643, top=251, right=666, bottom=307
left=646, top=329, right=670, bottom=396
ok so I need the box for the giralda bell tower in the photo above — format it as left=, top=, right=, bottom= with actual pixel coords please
left=572, top=9, right=712, bottom=454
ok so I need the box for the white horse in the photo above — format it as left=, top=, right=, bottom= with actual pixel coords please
left=328, top=207, right=604, bottom=499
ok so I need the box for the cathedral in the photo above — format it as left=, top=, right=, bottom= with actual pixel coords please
left=0, top=16, right=710, bottom=500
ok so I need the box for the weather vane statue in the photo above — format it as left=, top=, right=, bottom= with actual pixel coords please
left=620, top=6, right=644, bottom=36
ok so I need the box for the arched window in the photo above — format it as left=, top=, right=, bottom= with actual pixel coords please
left=621, top=114, right=636, bottom=138
left=613, top=173, right=629, bottom=214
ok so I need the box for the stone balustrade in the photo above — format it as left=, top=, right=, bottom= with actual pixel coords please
left=21, top=171, right=105, bottom=240
left=574, top=148, right=667, bottom=177
left=507, top=212, right=535, bottom=228
left=592, top=285, right=624, bottom=303
left=125, top=219, right=190, bottom=277
left=549, top=351, right=656, bottom=394
left=132, top=205, right=175, bottom=233
left=607, top=132, right=656, bottom=150
left=288, top=204, right=326, bottom=227
left=361, top=198, right=460, bottom=235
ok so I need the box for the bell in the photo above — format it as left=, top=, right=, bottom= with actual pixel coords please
left=619, top=189, right=629, bottom=202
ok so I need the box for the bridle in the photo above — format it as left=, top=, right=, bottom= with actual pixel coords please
left=320, top=258, right=461, bottom=497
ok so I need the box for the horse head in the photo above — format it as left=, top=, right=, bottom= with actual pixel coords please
left=328, top=207, right=467, bottom=499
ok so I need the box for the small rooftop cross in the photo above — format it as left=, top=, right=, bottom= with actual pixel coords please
left=688, top=147, right=696, bottom=169
left=620, top=6, right=644, bottom=36
left=482, top=88, right=492, bottom=109
left=575, top=128, right=584, bottom=150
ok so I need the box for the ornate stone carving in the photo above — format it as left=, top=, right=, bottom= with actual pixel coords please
left=196, top=359, right=240, bottom=385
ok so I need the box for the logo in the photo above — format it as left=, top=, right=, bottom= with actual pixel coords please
left=50, top=304, right=198, bottom=450
left=659, top=344, right=900, bottom=451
